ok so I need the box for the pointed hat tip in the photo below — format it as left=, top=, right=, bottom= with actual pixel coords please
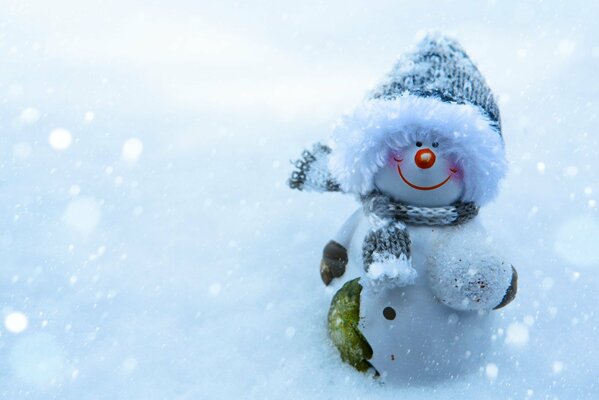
left=415, top=31, right=465, bottom=53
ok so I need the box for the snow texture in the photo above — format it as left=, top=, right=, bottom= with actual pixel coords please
left=427, top=222, right=513, bottom=310
left=0, top=1, right=599, bottom=399
left=291, top=143, right=337, bottom=192
left=364, top=253, right=418, bottom=293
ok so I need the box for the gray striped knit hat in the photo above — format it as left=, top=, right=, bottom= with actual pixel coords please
left=328, top=34, right=507, bottom=206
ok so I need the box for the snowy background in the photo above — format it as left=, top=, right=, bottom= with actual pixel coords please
left=0, top=0, right=598, bottom=398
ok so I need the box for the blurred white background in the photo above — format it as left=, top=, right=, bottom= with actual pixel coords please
left=0, top=1, right=598, bottom=399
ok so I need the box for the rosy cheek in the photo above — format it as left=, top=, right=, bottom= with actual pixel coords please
left=449, top=165, right=463, bottom=180
left=391, top=153, right=404, bottom=166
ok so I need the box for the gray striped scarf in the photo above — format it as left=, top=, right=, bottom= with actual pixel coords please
left=361, top=192, right=478, bottom=278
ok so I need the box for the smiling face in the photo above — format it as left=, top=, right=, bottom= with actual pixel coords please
left=373, top=140, right=464, bottom=207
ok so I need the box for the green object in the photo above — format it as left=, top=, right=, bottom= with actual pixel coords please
left=327, top=278, right=374, bottom=372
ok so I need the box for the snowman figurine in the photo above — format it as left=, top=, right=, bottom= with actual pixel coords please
left=289, top=34, right=518, bottom=383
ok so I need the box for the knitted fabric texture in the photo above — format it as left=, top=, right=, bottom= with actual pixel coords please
left=288, top=143, right=340, bottom=192
left=361, top=192, right=478, bottom=282
left=370, top=34, right=502, bottom=136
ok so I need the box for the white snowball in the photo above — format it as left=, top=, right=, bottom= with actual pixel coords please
left=122, top=138, right=143, bottom=162
left=4, top=311, right=28, bottom=333
left=64, top=197, right=101, bottom=234
left=555, top=215, right=599, bottom=266
left=209, top=283, right=221, bottom=296
left=506, top=322, right=529, bottom=347
left=285, top=326, right=296, bottom=339
left=447, top=313, right=459, bottom=325
left=485, top=363, right=498, bottom=380
left=552, top=361, right=564, bottom=374
left=536, top=162, right=545, bottom=174
left=83, top=111, right=95, bottom=123
left=565, top=166, right=578, bottom=177
left=49, top=128, right=72, bottom=150
left=19, top=107, right=40, bottom=125
left=427, top=223, right=512, bottom=311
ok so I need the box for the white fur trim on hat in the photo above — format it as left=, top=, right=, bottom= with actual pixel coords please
left=328, top=95, right=507, bottom=206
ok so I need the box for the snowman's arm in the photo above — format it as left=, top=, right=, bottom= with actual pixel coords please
left=427, top=222, right=518, bottom=311
left=289, top=143, right=341, bottom=192
left=320, top=208, right=362, bottom=285
left=360, top=220, right=417, bottom=292
left=332, top=208, right=363, bottom=248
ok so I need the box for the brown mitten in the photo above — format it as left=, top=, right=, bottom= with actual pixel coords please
left=320, top=240, right=348, bottom=285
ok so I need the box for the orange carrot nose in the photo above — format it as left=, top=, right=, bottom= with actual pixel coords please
left=414, top=148, right=436, bottom=169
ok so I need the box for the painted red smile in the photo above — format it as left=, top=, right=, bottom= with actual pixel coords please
left=393, top=157, right=457, bottom=191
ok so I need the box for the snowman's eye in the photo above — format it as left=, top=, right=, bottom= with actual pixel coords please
left=432, top=142, right=439, bottom=148
left=383, top=306, right=396, bottom=320
left=415, top=141, right=423, bottom=147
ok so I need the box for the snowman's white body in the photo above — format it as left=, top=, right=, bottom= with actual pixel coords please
left=324, top=140, right=512, bottom=383
left=332, top=211, right=495, bottom=383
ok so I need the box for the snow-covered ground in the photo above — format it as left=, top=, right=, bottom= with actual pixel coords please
left=0, top=1, right=598, bottom=398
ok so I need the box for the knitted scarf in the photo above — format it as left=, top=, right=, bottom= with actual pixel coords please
left=360, top=192, right=478, bottom=284
left=289, top=143, right=479, bottom=283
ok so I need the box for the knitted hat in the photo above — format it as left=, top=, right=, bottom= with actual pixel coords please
left=329, top=34, right=507, bottom=206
